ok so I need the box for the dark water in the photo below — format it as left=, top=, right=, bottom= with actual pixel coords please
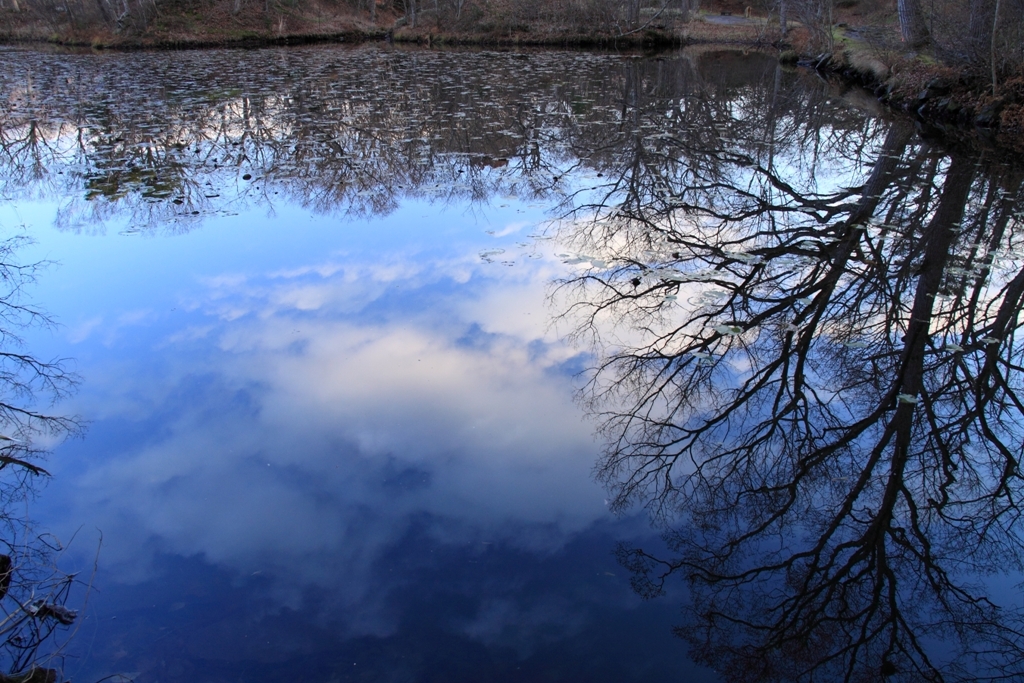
left=0, top=44, right=1022, bottom=683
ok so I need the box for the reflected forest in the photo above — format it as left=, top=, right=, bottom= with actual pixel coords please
left=2, top=45, right=1024, bottom=682
left=552, top=56, right=1024, bottom=683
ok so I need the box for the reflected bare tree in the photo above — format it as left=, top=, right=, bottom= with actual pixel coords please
left=553, top=83, right=1024, bottom=680
left=5, top=42, right=1024, bottom=681
left=0, top=47, right=608, bottom=234
left=0, top=233, right=83, bottom=683
left=0, top=48, right=833, bottom=237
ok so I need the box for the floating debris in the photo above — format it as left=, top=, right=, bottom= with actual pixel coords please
left=479, top=249, right=505, bottom=262
left=29, top=602, right=78, bottom=625
left=724, top=251, right=763, bottom=264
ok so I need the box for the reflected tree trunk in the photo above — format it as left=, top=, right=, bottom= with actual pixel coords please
left=551, top=94, right=1024, bottom=678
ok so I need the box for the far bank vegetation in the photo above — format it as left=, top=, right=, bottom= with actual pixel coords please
left=1, top=0, right=1021, bottom=60
left=2, top=0, right=1024, bottom=119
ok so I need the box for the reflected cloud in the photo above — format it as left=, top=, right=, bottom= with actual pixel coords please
left=2, top=43, right=942, bottom=681
left=58, top=245, right=603, bottom=629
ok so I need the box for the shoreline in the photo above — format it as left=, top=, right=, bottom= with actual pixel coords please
left=2, top=12, right=1022, bottom=150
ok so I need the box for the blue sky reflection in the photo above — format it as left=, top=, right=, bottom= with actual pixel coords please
left=11, top=195, right=697, bottom=680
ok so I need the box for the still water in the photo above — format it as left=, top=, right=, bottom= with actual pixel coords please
left=0, top=44, right=1022, bottom=682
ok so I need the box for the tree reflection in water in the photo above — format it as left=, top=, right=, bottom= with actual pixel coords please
left=0, top=235, right=82, bottom=681
left=3, top=44, right=1024, bottom=681
left=553, top=67, right=1024, bottom=681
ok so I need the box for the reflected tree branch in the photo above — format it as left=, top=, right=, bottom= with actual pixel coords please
left=553, top=89, right=1024, bottom=680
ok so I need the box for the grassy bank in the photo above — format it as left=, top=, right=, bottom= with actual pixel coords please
left=794, top=26, right=1024, bottom=148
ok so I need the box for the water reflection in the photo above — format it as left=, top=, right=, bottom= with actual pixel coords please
left=0, top=46, right=865, bottom=235
left=2, top=42, right=1018, bottom=682
left=0, top=234, right=82, bottom=680
left=40, top=205, right=700, bottom=682
left=5, top=44, right=812, bottom=682
left=554, top=95, right=1024, bottom=678
left=2, top=45, right=595, bottom=233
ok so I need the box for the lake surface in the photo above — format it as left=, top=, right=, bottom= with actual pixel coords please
left=0, top=44, right=1022, bottom=683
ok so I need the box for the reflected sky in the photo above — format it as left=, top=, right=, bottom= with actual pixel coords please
left=11, top=189, right=701, bottom=681
left=1, top=42, right=737, bottom=681
left=37, top=196, right=603, bottom=566
left=0, top=42, right=950, bottom=682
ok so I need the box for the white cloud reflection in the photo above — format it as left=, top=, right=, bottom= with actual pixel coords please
left=54, top=246, right=608, bottom=625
